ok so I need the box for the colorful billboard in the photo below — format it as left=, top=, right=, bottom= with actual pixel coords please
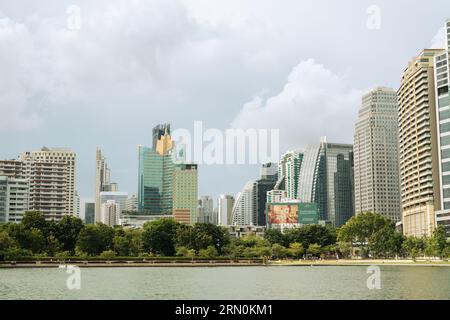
left=266, top=202, right=318, bottom=226
left=267, top=204, right=299, bottom=225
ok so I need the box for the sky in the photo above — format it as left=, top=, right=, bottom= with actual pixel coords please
left=0, top=0, right=449, bottom=205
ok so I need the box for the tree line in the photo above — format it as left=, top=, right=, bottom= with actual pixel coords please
left=0, top=211, right=449, bottom=261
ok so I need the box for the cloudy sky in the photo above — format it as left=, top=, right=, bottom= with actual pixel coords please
left=0, top=0, right=448, bottom=204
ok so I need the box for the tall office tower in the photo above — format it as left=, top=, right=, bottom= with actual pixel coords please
left=95, top=149, right=118, bottom=223
left=276, top=151, right=303, bottom=199
left=152, top=123, right=171, bottom=151
left=18, top=147, right=77, bottom=221
left=320, top=139, right=355, bottom=227
left=353, top=87, right=401, bottom=222
left=84, top=202, right=95, bottom=224
left=125, top=194, right=138, bottom=212
left=100, top=200, right=120, bottom=227
left=434, top=20, right=450, bottom=236
left=0, top=176, right=29, bottom=223
left=398, top=49, right=444, bottom=237
left=173, top=164, right=198, bottom=225
left=255, top=163, right=278, bottom=226
left=198, top=196, right=215, bottom=224
left=232, top=181, right=257, bottom=226
left=138, top=125, right=175, bottom=215
left=217, top=194, right=234, bottom=226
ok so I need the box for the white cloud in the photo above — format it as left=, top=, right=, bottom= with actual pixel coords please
left=230, top=59, right=363, bottom=151
left=430, top=26, right=446, bottom=49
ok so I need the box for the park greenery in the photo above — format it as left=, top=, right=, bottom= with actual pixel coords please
left=0, top=211, right=449, bottom=262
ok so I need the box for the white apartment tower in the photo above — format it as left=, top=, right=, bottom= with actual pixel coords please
left=18, top=147, right=77, bottom=221
left=217, top=194, right=234, bottom=226
left=354, top=87, right=401, bottom=222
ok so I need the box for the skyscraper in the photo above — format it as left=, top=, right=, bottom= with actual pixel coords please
left=198, top=196, right=215, bottom=224
left=232, top=181, right=257, bottom=226
left=84, top=202, right=95, bottom=225
left=255, top=163, right=278, bottom=226
left=398, top=49, right=444, bottom=237
left=172, top=163, right=198, bottom=224
left=353, top=87, right=401, bottom=222
left=138, top=125, right=175, bottom=215
left=217, top=194, right=234, bottom=226
left=434, top=20, right=450, bottom=236
left=321, top=140, right=354, bottom=227
left=276, top=151, right=303, bottom=200
left=95, top=149, right=118, bottom=223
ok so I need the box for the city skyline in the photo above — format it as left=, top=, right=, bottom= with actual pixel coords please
left=1, top=1, right=448, bottom=203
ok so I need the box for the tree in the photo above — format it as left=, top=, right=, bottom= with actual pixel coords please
left=271, top=244, right=288, bottom=260
left=46, top=235, right=62, bottom=257
left=99, top=250, right=116, bottom=260
left=113, top=236, right=131, bottom=256
left=0, top=231, right=18, bottom=261
left=199, top=245, right=219, bottom=259
left=338, top=212, right=393, bottom=257
left=21, top=211, right=47, bottom=232
left=128, top=229, right=144, bottom=256
left=285, top=225, right=337, bottom=249
left=427, top=226, right=448, bottom=259
left=288, top=242, right=304, bottom=259
left=174, top=223, right=230, bottom=254
left=8, top=224, right=46, bottom=254
left=369, top=225, right=404, bottom=258
left=307, top=243, right=322, bottom=258
left=76, top=223, right=114, bottom=256
left=264, top=229, right=287, bottom=246
left=142, top=219, right=181, bottom=256
left=175, top=246, right=189, bottom=257
left=337, top=241, right=352, bottom=259
left=54, top=216, right=85, bottom=254
left=402, top=237, right=426, bottom=261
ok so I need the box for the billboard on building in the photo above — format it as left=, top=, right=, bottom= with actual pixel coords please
left=267, top=204, right=299, bottom=225
left=266, top=202, right=318, bottom=226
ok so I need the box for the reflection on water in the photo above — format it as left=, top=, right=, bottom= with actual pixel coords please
left=0, top=266, right=449, bottom=300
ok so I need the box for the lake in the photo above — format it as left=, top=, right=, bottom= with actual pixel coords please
left=0, top=266, right=449, bottom=300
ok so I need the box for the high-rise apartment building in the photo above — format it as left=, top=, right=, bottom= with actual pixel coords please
left=0, top=176, right=29, bottom=223
left=100, top=191, right=128, bottom=217
left=354, top=87, right=401, bottom=222
left=173, top=164, right=198, bottom=224
left=10, top=147, right=77, bottom=221
left=100, top=200, right=120, bottom=227
left=398, top=49, right=444, bottom=237
left=434, top=20, right=450, bottom=236
left=217, top=194, right=234, bottom=226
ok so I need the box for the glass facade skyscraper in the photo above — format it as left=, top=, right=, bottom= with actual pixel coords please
left=138, top=125, right=175, bottom=215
